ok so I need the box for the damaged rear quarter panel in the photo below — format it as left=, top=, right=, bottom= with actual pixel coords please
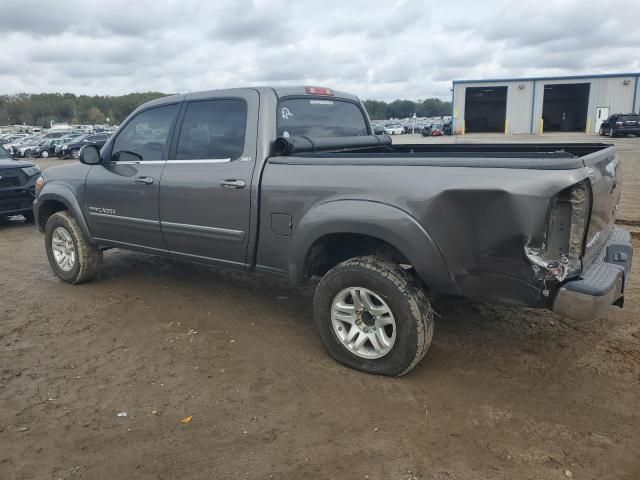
left=417, top=167, right=589, bottom=307
left=259, top=162, right=589, bottom=308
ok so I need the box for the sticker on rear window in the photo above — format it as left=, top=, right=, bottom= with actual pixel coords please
left=281, top=107, right=293, bottom=119
left=310, top=100, right=334, bottom=105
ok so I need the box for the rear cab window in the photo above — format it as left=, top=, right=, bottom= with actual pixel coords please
left=619, top=114, right=639, bottom=122
left=277, top=98, right=370, bottom=138
left=176, top=99, right=247, bottom=160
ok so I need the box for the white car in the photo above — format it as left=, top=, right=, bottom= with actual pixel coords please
left=384, top=125, right=404, bottom=135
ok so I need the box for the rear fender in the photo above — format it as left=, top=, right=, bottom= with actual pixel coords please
left=290, top=200, right=458, bottom=294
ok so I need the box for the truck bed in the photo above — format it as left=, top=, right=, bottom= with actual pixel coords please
left=270, top=143, right=614, bottom=170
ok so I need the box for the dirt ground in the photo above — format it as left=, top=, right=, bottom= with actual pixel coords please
left=1, top=133, right=639, bottom=480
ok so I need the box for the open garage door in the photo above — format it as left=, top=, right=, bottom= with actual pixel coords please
left=542, top=83, right=590, bottom=132
left=464, top=86, right=507, bottom=133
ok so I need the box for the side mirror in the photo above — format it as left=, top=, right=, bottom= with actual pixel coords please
left=79, top=145, right=101, bottom=165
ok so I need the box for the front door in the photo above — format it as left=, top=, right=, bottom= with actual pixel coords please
left=595, top=107, right=609, bottom=133
left=159, top=91, right=258, bottom=268
left=85, top=103, right=180, bottom=251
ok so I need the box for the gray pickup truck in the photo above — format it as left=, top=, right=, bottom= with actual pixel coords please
left=33, top=86, right=633, bottom=376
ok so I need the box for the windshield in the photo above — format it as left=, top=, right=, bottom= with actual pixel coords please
left=277, top=98, right=369, bottom=138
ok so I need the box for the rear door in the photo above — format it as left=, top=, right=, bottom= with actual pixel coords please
left=159, top=90, right=258, bottom=268
left=595, top=107, right=609, bottom=132
left=85, top=102, right=181, bottom=251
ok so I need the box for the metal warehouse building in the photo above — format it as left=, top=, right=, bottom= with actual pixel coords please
left=451, top=73, right=640, bottom=135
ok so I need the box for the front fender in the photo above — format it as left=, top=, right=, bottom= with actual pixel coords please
left=34, top=183, right=93, bottom=242
left=290, top=199, right=459, bottom=294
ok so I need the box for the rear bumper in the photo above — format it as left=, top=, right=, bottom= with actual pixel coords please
left=613, top=128, right=640, bottom=135
left=553, top=227, right=633, bottom=321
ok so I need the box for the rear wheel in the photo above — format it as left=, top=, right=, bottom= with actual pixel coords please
left=45, top=211, right=102, bottom=284
left=313, top=256, right=434, bottom=376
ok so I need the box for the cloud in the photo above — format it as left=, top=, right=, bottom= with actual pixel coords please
left=0, top=0, right=638, bottom=101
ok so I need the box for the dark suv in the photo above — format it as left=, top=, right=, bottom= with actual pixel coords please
left=59, top=133, right=110, bottom=159
left=0, top=145, right=40, bottom=220
left=599, top=113, right=640, bottom=137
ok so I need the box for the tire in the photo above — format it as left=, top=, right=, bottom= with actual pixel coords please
left=24, top=150, right=31, bottom=157
left=45, top=211, right=102, bottom=284
left=23, top=211, right=34, bottom=222
left=41, top=150, right=49, bottom=158
left=71, top=149, right=79, bottom=159
left=313, top=256, right=434, bottom=376
left=599, top=126, right=604, bottom=136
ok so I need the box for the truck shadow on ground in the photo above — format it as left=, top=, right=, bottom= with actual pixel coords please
left=94, top=249, right=600, bottom=379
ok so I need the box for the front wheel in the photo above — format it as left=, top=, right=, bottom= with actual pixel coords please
left=41, top=150, right=49, bottom=158
left=609, top=128, right=615, bottom=138
left=313, top=256, right=434, bottom=376
left=45, top=211, right=102, bottom=284
left=70, top=149, right=79, bottom=159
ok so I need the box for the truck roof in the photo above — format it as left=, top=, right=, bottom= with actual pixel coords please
left=134, top=86, right=361, bottom=112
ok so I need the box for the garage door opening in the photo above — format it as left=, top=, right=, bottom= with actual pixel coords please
left=542, top=83, right=590, bottom=132
left=464, top=86, right=507, bottom=133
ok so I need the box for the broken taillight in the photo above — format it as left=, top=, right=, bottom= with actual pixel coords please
left=526, top=180, right=592, bottom=285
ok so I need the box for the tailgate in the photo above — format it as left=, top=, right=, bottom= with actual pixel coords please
left=581, top=147, right=622, bottom=267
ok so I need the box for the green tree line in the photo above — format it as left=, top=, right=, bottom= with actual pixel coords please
left=0, top=92, right=451, bottom=127
left=0, top=92, right=169, bottom=127
left=363, top=98, right=451, bottom=119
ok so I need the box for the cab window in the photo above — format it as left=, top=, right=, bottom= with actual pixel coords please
left=175, top=99, right=247, bottom=160
left=112, top=104, right=179, bottom=161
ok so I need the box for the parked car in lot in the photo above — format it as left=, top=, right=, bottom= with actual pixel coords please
left=34, top=86, right=632, bottom=376
left=10, top=136, right=43, bottom=157
left=0, top=145, right=40, bottom=220
left=372, top=124, right=386, bottom=135
left=59, top=133, right=110, bottom=159
left=3, top=136, right=40, bottom=156
left=34, top=138, right=63, bottom=158
left=0, top=135, right=24, bottom=146
left=384, top=124, right=404, bottom=135
left=599, top=113, right=640, bottom=137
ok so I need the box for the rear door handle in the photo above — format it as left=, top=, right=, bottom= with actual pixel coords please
left=134, top=176, right=154, bottom=185
left=221, top=179, right=246, bottom=189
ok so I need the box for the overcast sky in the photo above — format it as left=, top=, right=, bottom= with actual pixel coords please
left=2, top=0, right=639, bottom=101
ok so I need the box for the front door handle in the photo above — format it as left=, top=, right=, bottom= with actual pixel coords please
left=221, top=179, right=246, bottom=189
left=134, top=176, right=154, bottom=185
